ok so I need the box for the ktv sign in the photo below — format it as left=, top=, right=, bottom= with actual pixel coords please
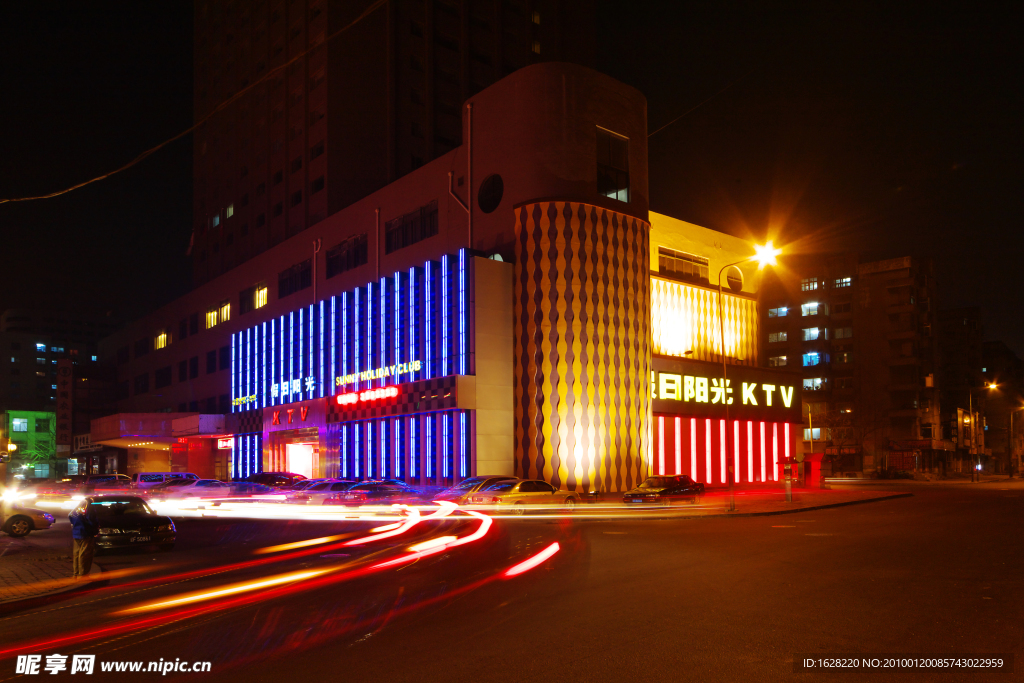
left=651, top=357, right=802, bottom=423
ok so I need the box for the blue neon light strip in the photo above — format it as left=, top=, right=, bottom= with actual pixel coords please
left=442, top=412, right=450, bottom=479
left=460, top=411, right=467, bottom=477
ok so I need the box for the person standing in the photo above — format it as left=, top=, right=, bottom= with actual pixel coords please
left=69, top=500, right=98, bottom=579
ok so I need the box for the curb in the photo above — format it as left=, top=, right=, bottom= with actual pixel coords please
left=579, top=492, right=914, bottom=523
left=0, top=560, right=105, bottom=608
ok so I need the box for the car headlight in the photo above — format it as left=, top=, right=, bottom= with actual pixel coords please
left=98, top=528, right=121, bottom=535
left=157, top=523, right=175, bottom=533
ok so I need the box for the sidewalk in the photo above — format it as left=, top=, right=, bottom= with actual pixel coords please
left=577, top=487, right=913, bottom=519
left=0, top=535, right=101, bottom=605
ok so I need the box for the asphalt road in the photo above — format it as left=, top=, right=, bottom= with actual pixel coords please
left=3, top=481, right=1023, bottom=682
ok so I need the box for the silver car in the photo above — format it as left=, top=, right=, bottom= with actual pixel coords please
left=469, top=479, right=580, bottom=515
left=2, top=503, right=56, bottom=537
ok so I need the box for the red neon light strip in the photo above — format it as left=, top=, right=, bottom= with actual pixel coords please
left=705, top=418, right=712, bottom=484
left=772, top=422, right=779, bottom=481
left=658, top=415, right=665, bottom=475
left=504, top=542, right=561, bottom=578
left=785, top=422, right=791, bottom=460
left=674, top=416, right=682, bottom=475
left=760, top=421, right=766, bottom=482
left=747, top=421, right=753, bottom=482
left=733, top=420, right=740, bottom=484
left=690, top=417, right=697, bottom=480
left=719, top=419, right=726, bottom=484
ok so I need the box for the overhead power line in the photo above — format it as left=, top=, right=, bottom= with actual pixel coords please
left=0, top=0, right=387, bottom=206
left=647, top=71, right=752, bottom=139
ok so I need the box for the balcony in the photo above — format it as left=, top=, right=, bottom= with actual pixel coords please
left=888, top=355, right=921, bottom=366
left=886, top=303, right=916, bottom=315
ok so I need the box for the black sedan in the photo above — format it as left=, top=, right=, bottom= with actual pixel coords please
left=622, top=475, right=704, bottom=505
left=77, top=496, right=176, bottom=551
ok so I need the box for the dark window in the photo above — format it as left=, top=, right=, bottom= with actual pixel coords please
left=10, top=342, right=20, bottom=350
left=311, top=176, right=325, bottom=194
left=310, top=142, right=324, bottom=160
left=205, top=397, right=218, bottom=413
left=326, top=233, right=368, bottom=278
left=241, top=193, right=249, bottom=207
left=219, top=393, right=230, bottom=413
left=116, top=346, right=129, bottom=365
left=206, top=350, right=217, bottom=374
left=189, top=400, right=199, bottom=412
left=134, top=338, right=150, bottom=358
left=116, top=380, right=130, bottom=400
left=219, top=346, right=231, bottom=370
left=291, top=157, right=302, bottom=173
left=257, top=213, right=266, bottom=227
left=256, top=182, right=266, bottom=196
left=273, top=202, right=283, bottom=217
left=189, top=313, right=199, bottom=335
left=134, top=373, right=149, bottom=395
left=178, top=359, right=188, bottom=382
left=189, top=356, right=199, bottom=379
left=384, top=200, right=438, bottom=254
left=273, top=170, right=283, bottom=185
left=240, top=285, right=255, bottom=314
left=291, top=190, right=302, bottom=207
left=178, top=402, right=187, bottom=412
left=596, top=127, right=629, bottom=202
left=278, top=259, right=312, bottom=298
left=179, top=318, right=188, bottom=340
left=155, top=366, right=172, bottom=389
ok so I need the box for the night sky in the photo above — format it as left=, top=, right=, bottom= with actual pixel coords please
left=1, top=2, right=1020, bottom=353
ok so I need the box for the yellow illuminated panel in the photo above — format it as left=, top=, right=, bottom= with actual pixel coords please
left=154, top=331, right=169, bottom=350
left=219, top=301, right=231, bottom=323
left=651, top=276, right=757, bottom=366
left=206, top=309, right=218, bottom=329
left=255, top=286, right=268, bottom=309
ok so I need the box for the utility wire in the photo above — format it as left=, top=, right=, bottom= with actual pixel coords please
left=0, top=0, right=387, bottom=206
left=647, top=72, right=751, bottom=138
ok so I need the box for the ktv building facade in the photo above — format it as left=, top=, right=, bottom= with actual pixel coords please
left=93, top=63, right=801, bottom=493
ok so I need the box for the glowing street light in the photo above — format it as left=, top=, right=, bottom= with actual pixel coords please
left=718, top=241, right=782, bottom=509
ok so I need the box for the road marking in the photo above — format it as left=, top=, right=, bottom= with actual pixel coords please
left=805, top=533, right=833, bottom=536
left=603, top=531, right=627, bottom=535
left=772, top=525, right=796, bottom=528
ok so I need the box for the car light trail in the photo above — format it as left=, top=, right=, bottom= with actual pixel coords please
left=115, top=569, right=330, bottom=615
left=254, top=534, right=355, bottom=554
left=343, top=506, right=421, bottom=545
left=371, top=522, right=403, bottom=532
left=407, top=536, right=457, bottom=552
left=503, top=542, right=560, bottom=578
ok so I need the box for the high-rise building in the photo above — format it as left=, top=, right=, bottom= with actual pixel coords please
left=191, top=0, right=595, bottom=285
left=760, top=255, right=947, bottom=474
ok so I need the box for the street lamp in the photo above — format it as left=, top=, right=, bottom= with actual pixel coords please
left=965, top=383, right=998, bottom=482
left=718, top=240, right=782, bottom=510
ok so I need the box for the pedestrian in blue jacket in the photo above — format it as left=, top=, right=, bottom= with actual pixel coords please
left=69, top=501, right=99, bottom=578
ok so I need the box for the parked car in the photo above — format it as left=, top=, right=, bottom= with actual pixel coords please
left=433, top=476, right=520, bottom=505
left=287, top=480, right=359, bottom=504
left=282, top=478, right=329, bottom=491
left=225, top=482, right=282, bottom=497
left=469, top=480, right=580, bottom=514
left=131, top=472, right=200, bottom=490
left=242, top=472, right=307, bottom=488
left=621, top=475, right=704, bottom=505
left=82, top=474, right=131, bottom=492
left=76, top=496, right=176, bottom=551
left=1, top=503, right=56, bottom=537
left=324, top=481, right=427, bottom=507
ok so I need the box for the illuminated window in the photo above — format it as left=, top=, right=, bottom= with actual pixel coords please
left=51, top=346, right=64, bottom=353
left=658, top=247, right=709, bottom=283
left=531, top=40, right=541, bottom=54
left=91, top=355, right=98, bottom=361
left=255, top=285, right=268, bottom=309
left=36, top=357, right=45, bottom=365
left=803, top=428, right=822, bottom=440
left=12, top=418, right=28, bottom=432
left=834, top=276, right=852, bottom=288
left=801, top=302, right=826, bottom=316
left=834, top=326, right=853, bottom=339
left=212, top=214, right=220, bottom=228
left=596, top=127, right=629, bottom=202
left=206, top=308, right=218, bottom=329
left=768, top=355, right=787, bottom=367
left=531, top=10, right=540, bottom=23
left=218, top=301, right=231, bottom=323
left=802, top=327, right=825, bottom=341
left=803, top=378, right=825, bottom=391
left=801, top=277, right=818, bottom=292
left=833, top=302, right=851, bottom=314
left=768, top=332, right=788, bottom=343
left=836, top=351, right=853, bottom=364
left=240, top=284, right=269, bottom=314
left=768, top=307, right=788, bottom=317
left=802, top=352, right=823, bottom=367
left=35, top=343, right=45, bottom=352
left=226, top=204, right=234, bottom=218
left=154, top=330, right=169, bottom=350
left=836, top=377, right=854, bottom=390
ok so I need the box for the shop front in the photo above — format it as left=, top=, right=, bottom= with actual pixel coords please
left=651, top=357, right=803, bottom=485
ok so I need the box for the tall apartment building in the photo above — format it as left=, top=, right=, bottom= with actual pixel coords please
left=191, top=0, right=595, bottom=286
left=760, top=255, right=946, bottom=473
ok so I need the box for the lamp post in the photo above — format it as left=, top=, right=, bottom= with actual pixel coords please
left=717, top=241, right=780, bottom=511
left=966, top=383, right=998, bottom=482
left=1009, top=406, right=1024, bottom=479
